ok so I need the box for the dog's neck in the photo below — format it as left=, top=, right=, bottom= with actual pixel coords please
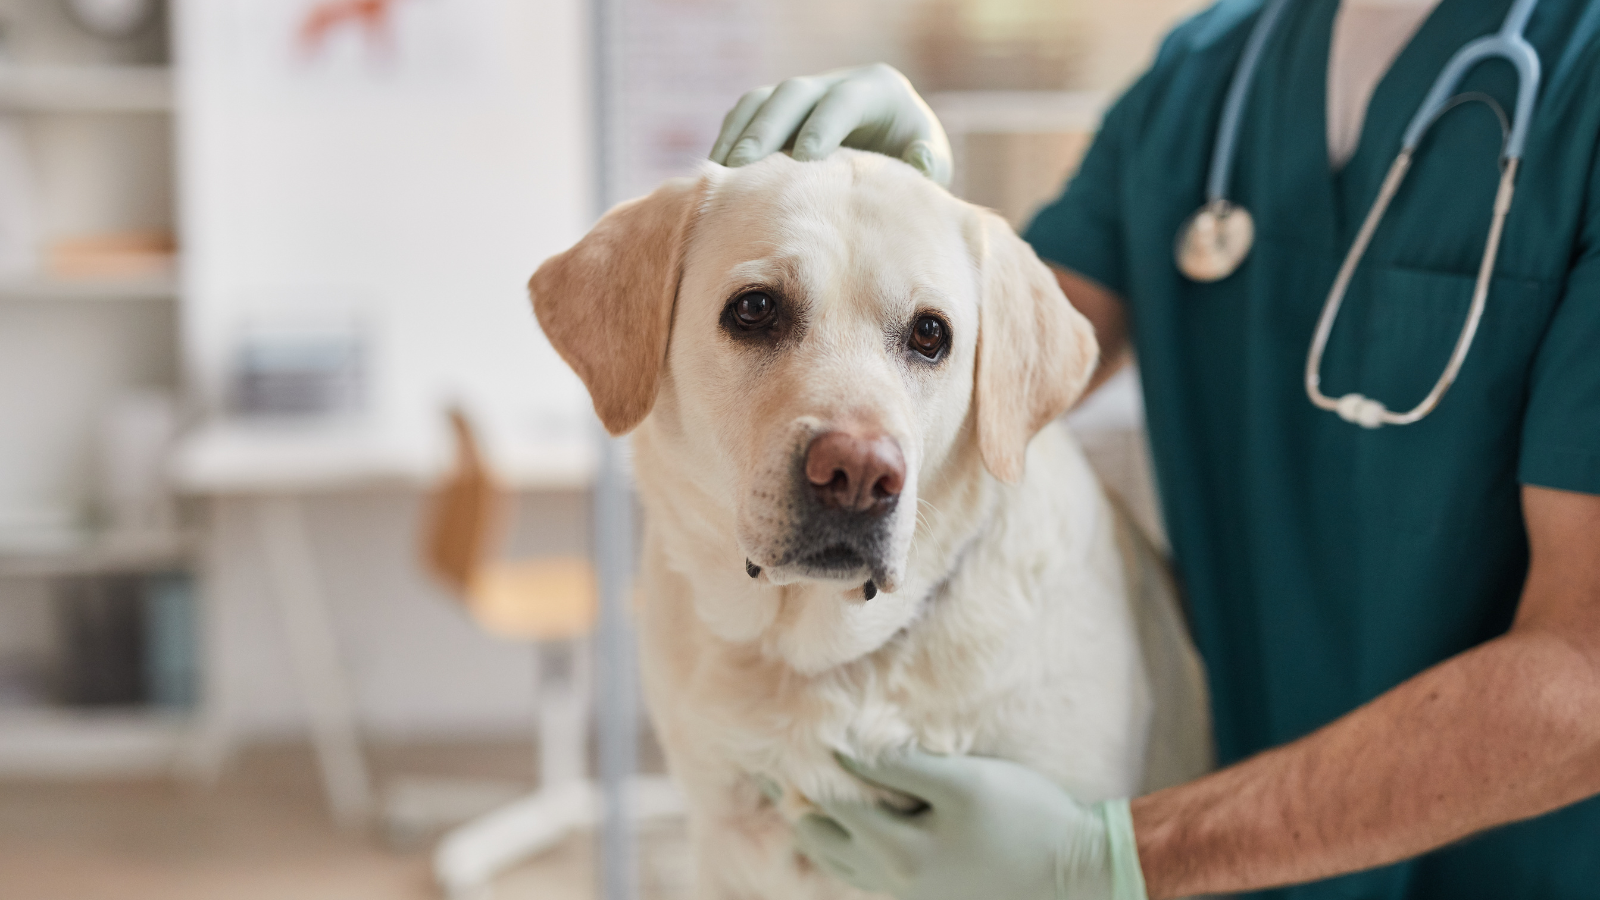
left=630, top=407, right=1005, bottom=675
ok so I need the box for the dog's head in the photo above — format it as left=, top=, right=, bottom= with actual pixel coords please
left=531, top=151, right=1095, bottom=631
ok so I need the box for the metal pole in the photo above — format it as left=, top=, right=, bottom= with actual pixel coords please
left=590, top=0, right=639, bottom=894
left=593, top=438, right=639, bottom=900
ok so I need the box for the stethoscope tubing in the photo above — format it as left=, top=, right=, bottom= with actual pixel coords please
left=1402, top=25, right=1540, bottom=155
left=1206, top=0, right=1295, bottom=202
left=1305, top=155, right=1520, bottom=428
left=1304, top=0, right=1539, bottom=427
left=1191, top=0, right=1543, bottom=427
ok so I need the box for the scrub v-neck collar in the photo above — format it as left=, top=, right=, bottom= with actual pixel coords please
left=1339, top=0, right=1516, bottom=185
left=1258, top=0, right=1520, bottom=249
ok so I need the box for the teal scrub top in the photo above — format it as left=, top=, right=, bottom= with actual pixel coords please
left=1024, top=0, right=1600, bottom=897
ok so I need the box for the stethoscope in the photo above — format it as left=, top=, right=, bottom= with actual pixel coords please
left=1174, top=0, right=1543, bottom=428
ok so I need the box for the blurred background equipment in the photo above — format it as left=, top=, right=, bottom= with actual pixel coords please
left=231, top=316, right=368, bottom=418
left=65, top=0, right=157, bottom=38
left=0, top=0, right=1201, bottom=896
left=56, top=574, right=146, bottom=706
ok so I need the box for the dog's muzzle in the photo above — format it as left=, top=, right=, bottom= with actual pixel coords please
left=764, top=428, right=905, bottom=589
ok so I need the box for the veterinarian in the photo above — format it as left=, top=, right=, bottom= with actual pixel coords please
left=710, top=0, right=1600, bottom=897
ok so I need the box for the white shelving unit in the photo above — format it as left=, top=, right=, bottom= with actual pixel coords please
left=0, top=63, right=172, bottom=112
left=0, top=529, right=194, bottom=579
left=0, top=272, right=177, bottom=302
left=0, top=524, right=197, bottom=778
left=0, top=2, right=190, bottom=779
left=0, top=61, right=179, bottom=304
left=0, top=705, right=190, bottom=778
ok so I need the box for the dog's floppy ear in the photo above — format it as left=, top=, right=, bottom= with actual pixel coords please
left=530, top=176, right=707, bottom=435
left=969, top=209, right=1099, bottom=483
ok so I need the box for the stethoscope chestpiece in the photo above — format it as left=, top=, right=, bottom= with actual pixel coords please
left=1175, top=199, right=1255, bottom=282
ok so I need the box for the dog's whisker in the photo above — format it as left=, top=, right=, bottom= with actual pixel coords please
left=912, top=496, right=946, bottom=532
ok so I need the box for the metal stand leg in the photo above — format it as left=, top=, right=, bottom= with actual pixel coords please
left=431, top=634, right=681, bottom=899
left=181, top=499, right=243, bottom=786
left=254, top=495, right=373, bottom=828
left=538, top=640, right=590, bottom=790
left=434, top=639, right=593, bottom=899
left=593, top=435, right=639, bottom=900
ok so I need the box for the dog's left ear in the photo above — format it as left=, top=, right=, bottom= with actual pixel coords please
left=968, top=209, right=1099, bottom=483
left=530, top=175, right=708, bottom=435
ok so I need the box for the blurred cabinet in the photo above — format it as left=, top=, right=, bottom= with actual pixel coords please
left=0, top=0, right=193, bottom=777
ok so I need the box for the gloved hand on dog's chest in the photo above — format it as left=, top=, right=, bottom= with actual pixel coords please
left=709, top=63, right=953, bottom=188
left=795, top=751, right=1148, bottom=900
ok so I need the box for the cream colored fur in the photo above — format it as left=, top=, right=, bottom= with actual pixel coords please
left=530, top=150, right=1210, bottom=900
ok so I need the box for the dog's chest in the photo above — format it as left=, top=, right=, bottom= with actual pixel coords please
left=640, top=541, right=1139, bottom=816
left=665, top=624, right=1016, bottom=816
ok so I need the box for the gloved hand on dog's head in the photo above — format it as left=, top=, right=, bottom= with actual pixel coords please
left=709, top=64, right=953, bottom=188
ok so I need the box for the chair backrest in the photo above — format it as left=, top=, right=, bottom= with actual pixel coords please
left=420, top=409, right=597, bottom=641
left=421, top=408, right=508, bottom=597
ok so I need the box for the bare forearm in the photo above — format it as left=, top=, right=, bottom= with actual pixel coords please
left=1051, top=265, right=1130, bottom=399
left=1132, top=629, right=1600, bottom=898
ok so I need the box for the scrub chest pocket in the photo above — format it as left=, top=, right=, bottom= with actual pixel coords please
left=1346, top=263, right=1556, bottom=536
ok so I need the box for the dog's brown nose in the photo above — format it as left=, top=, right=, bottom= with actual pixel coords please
left=805, top=430, right=905, bottom=513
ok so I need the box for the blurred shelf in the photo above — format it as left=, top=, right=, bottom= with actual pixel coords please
left=926, top=89, right=1111, bottom=135
left=0, top=65, right=173, bottom=112
left=0, top=530, right=197, bottom=578
left=0, top=706, right=191, bottom=778
left=0, top=272, right=178, bottom=302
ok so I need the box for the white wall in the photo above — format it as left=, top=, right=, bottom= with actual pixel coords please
left=173, top=0, right=595, bottom=740
left=175, top=0, right=593, bottom=439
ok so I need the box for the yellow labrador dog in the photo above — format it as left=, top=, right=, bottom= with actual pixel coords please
left=530, top=150, right=1208, bottom=899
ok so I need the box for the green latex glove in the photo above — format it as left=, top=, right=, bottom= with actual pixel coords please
left=709, top=63, right=953, bottom=187
left=795, top=751, right=1148, bottom=900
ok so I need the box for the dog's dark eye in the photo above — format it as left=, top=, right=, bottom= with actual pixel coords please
left=731, top=291, right=778, bottom=330
left=909, top=314, right=949, bottom=360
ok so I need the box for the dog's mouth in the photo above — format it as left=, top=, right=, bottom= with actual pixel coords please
left=795, top=545, right=886, bottom=599
left=754, top=536, right=899, bottom=594
left=797, top=543, right=866, bottom=573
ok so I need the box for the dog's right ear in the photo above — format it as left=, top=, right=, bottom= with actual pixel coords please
left=530, top=175, right=707, bottom=435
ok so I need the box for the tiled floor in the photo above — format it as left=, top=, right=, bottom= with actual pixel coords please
left=0, top=742, right=691, bottom=900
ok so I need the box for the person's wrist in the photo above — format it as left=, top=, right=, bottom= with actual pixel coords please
left=1101, top=798, right=1150, bottom=900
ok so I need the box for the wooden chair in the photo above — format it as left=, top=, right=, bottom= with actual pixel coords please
left=417, top=410, right=678, bottom=898
left=422, top=408, right=596, bottom=641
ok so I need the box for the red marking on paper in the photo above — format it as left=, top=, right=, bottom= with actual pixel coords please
left=297, top=0, right=402, bottom=59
